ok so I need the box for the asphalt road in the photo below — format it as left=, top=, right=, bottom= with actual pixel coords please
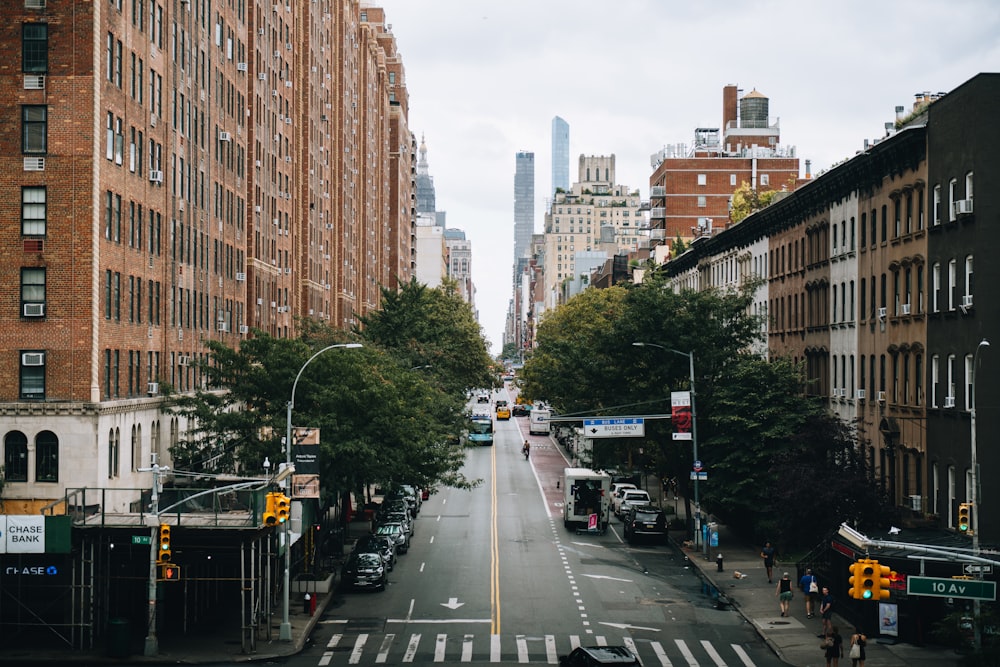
left=283, top=398, right=785, bottom=666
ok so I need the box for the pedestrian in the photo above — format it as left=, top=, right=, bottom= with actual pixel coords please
left=819, top=586, right=835, bottom=636
left=799, top=568, right=819, bottom=618
left=848, top=627, right=867, bottom=667
left=822, top=625, right=843, bottom=667
left=760, top=541, right=776, bottom=583
left=775, top=571, right=793, bottom=616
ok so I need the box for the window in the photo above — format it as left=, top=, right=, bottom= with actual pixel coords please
left=965, top=354, right=974, bottom=411
left=931, top=263, right=940, bottom=312
left=108, top=428, right=120, bottom=479
left=35, top=431, right=58, bottom=482
left=22, top=23, right=48, bottom=73
left=933, top=185, right=941, bottom=224
left=21, top=268, right=45, bottom=313
left=948, top=178, right=957, bottom=221
left=4, top=432, right=28, bottom=482
left=965, top=171, right=974, bottom=204
left=697, top=196, right=706, bottom=208
left=965, top=255, right=974, bottom=300
left=730, top=174, right=736, bottom=186
left=22, top=186, right=46, bottom=236
left=760, top=174, right=769, bottom=187
left=697, top=173, right=707, bottom=186
left=22, top=105, right=47, bottom=154
left=20, top=350, right=45, bottom=399
left=948, top=259, right=957, bottom=311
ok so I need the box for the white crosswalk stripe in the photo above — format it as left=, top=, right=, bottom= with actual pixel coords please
left=312, top=632, right=758, bottom=666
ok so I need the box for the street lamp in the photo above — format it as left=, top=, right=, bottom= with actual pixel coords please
left=280, top=342, right=362, bottom=641
left=632, top=342, right=702, bottom=551
left=970, top=338, right=989, bottom=651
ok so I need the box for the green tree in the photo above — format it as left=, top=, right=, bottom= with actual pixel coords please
left=729, top=181, right=780, bottom=223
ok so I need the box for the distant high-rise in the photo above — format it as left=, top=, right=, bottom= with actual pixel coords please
left=551, top=117, right=570, bottom=194
left=513, top=151, right=535, bottom=262
left=415, top=134, right=436, bottom=215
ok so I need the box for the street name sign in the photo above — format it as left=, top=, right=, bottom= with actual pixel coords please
left=964, top=564, right=993, bottom=575
left=689, top=472, right=708, bottom=480
left=907, top=576, right=996, bottom=600
left=583, top=418, right=645, bottom=438
left=132, top=535, right=152, bottom=545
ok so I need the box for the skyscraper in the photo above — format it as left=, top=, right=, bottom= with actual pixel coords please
left=551, top=116, right=570, bottom=195
left=415, top=134, right=437, bottom=215
left=513, top=151, right=535, bottom=263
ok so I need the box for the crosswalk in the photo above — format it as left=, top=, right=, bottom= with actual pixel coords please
left=316, top=632, right=758, bottom=666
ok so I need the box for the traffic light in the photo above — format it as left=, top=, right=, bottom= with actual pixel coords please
left=873, top=561, right=891, bottom=600
left=157, top=523, right=171, bottom=563
left=263, top=492, right=278, bottom=527
left=848, top=558, right=876, bottom=600
left=274, top=493, right=290, bottom=524
left=160, top=563, right=181, bottom=581
left=958, top=502, right=972, bottom=534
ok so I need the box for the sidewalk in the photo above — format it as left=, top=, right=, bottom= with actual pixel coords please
left=673, top=519, right=962, bottom=667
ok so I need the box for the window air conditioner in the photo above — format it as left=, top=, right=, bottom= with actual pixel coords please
left=23, top=75, right=45, bottom=90
left=901, top=303, right=911, bottom=315
left=178, top=355, right=190, bottom=366
left=877, top=391, right=886, bottom=403
left=219, top=131, right=232, bottom=142
left=856, top=389, right=866, bottom=400
left=944, top=396, right=956, bottom=408
left=239, top=325, right=249, bottom=334
left=962, top=294, right=974, bottom=308
left=908, top=495, right=922, bottom=511
left=284, top=268, right=291, bottom=275
left=22, top=352, right=45, bottom=366
left=149, top=170, right=163, bottom=183
left=218, top=322, right=230, bottom=333
left=26, top=0, right=47, bottom=8
left=236, top=62, right=247, bottom=72
left=258, top=72, right=267, bottom=81
left=24, top=157, right=45, bottom=171
left=235, top=272, right=246, bottom=282
left=953, top=198, right=974, bottom=216
left=23, top=302, right=45, bottom=317
left=147, top=382, right=159, bottom=395
left=878, top=307, right=887, bottom=319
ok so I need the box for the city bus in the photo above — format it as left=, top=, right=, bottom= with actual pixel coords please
left=467, top=415, right=494, bottom=446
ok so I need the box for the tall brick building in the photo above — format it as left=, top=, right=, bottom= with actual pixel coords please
left=0, top=0, right=413, bottom=513
left=648, top=85, right=800, bottom=252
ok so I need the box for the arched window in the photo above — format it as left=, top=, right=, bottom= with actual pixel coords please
left=4, top=431, right=28, bottom=482
left=35, top=430, right=58, bottom=482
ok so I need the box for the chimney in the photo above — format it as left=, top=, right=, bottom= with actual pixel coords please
left=804, top=160, right=811, bottom=179
left=723, top=84, right=738, bottom=132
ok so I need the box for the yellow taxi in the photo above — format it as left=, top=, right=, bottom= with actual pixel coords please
left=495, top=400, right=511, bottom=420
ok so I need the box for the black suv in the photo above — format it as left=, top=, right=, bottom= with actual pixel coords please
left=559, top=646, right=642, bottom=667
left=622, top=504, right=667, bottom=544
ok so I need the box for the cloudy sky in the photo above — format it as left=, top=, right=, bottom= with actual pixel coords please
left=373, top=0, right=1000, bottom=356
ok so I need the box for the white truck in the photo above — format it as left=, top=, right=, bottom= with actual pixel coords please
left=562, top=468, right=611, bottom=532
left=529, top=408, right=551, bottom=435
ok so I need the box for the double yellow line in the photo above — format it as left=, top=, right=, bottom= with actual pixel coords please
left=490, top=442, right=500, bottom=634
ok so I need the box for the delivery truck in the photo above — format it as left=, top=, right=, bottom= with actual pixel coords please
left=528, top=408, right=551, bottom=435
left=562, top=467, right=611, bottom=532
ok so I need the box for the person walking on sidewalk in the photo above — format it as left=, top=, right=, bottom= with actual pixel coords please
left=822, top=626, right=844, bottom=667
left=799, top=568, right=819, bottom=618
left=848, top=627, right=867, bottom=667
left=760, top=541, right=776, bottom=583
left=819, top=586, right=835, bottom=636
left=775, top=572, right=793, bottom=616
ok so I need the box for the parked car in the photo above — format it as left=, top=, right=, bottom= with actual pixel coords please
left=374, top=522, right=409, bottom=553
left=616, top=489, right=651, bottom=518
left=559, top=645, right=642, bottom=667
left=512, top=403, right=531, bottom=417
left=476, top=391, right=490, bottom=403
left=353, top=534, right=397, bottom=571
left=386, top=488, right=420, bottom=517
left=340, top=551, right=388, bottom=591
left=609, top=484, right=638, bottom=515
left=622, top=505, right=667, bottom=544
left=400, top=484, right=423, bottom=513
left=380, top=511, right=414, bottom=538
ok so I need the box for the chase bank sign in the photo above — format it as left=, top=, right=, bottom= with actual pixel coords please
left=0, top=515, right=47, bottom=553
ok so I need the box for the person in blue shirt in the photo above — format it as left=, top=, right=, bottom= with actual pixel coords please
left=799, top=568, right=819, bottom=618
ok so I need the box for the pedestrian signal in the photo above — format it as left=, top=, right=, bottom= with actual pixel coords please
left=157, top=524, right=172, bottom=563
left=263, top=492, right=278, bottom=527
left=275, top=493, right=290, bottom=523
left=161, top=563, right=181, bottom=581
left=958, top=502, right=972, bottom=533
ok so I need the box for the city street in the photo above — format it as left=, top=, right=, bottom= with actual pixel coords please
left=284, top=400, right=783, bottom=666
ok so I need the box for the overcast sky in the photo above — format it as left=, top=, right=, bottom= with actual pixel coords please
left=373, top=0, right=1000, bottom=357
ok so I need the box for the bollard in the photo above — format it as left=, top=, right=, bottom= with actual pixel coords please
left=303, top=593, right=311, bottom=615
left=716, top=553, right=724, bottom=572
left=310, top=593, right=317, bottom=616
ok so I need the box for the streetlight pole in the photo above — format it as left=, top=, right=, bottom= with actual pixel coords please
left=971, top=338, right=989, bottom=652
left=280, top=342, right=362, bottom=641
left=632, top=342, right=701, bottom=551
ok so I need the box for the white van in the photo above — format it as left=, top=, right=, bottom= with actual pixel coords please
left=529, top=408, right=551, bottom=435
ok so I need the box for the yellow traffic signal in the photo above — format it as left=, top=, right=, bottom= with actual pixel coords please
left=263, top=492, right=278, bottom=527
left=274, top=493, right=290, bottom=524
left=958, top=502, right=972, bottom=534
left=873, top=562, right=891, bottom=600
left=161, top=563, right=181, bottom=581
left=849, top=558, right=878, bottom=600
left=157, top=524, right=172, bottom=563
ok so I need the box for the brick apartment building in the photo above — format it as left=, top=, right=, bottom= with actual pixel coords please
left=648, top=85, right=800, bottom=253
left=0, top=0, right=414, bottom=514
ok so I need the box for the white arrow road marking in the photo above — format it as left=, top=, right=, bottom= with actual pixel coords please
left=598, top=621, right=661, bottom=632
left=440, top=597, right=465, bottom=609
left=571, top=542, right=607, bottom=548
left=582, top=574, right=633, bottom=582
